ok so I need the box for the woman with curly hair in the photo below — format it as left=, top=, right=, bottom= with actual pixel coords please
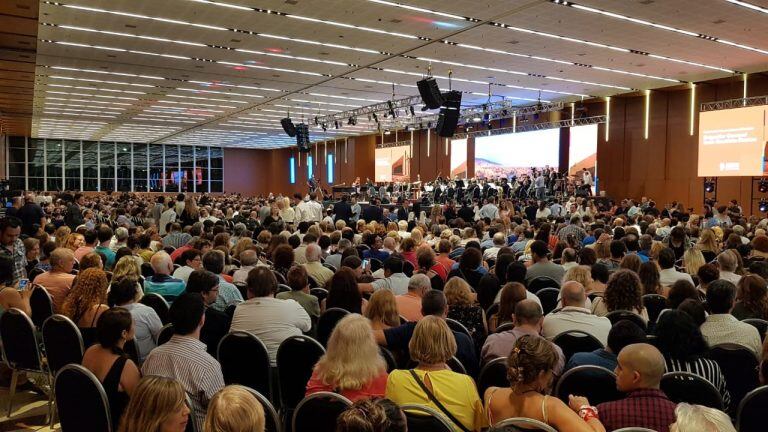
left=271, top=244, right=295, bottom=280
left=231, top=237, right=254, bottom=262
left=112, top=255, right=142, bottom=285
left=445, top=277, right=487, bottom=351
left=484, top=335, right=605, bottom=431
left=733, top=274, right=768, bottom=320
left=336, top=398, right=406, bottom=432
left=62, top=267, right=110, bottom=346
left=592, top=269, right=648, bottom=321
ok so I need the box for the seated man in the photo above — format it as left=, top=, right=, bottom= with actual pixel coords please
left=143, top=251, right=186, bottom=302
left=374, top=290, right=479, bottom=377
left=482, top=232, right=507, bottom=261
left=542, top=281, right=611, bottom=345
left=276, top=266, right=320, bottom=319
left=360, top=256, right=410, bottom=295
left=185, top=269, right=231, bottom=357
left=658, top=247, right=693, bottom=287
left=700, top=279, right=762, bottom=356
left=303, top=243, right=334, bottom=287
left=481, top=300, right=565, bottom=377
left=395, top=273, right=430, bottom=322
left=232, top=249, right=261, bottom=285
left=172, top=248, right=202, bottom=284
left=202, top=249, right=243, bottom=312
left=565, top=320, right=647, bottom=372
left=142, top=292, right=225, bottom=431
left=596, top=343, right=677, bottom=432
left=229, top=267, right=311, bottom=366
left=34, top=247, right=76, bottom=312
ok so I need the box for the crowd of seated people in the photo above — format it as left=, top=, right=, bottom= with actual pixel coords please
left=1, top=190, right=766, bottom=431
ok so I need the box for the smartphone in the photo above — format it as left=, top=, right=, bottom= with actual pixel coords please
left=17, top=278, right=29, bottom=292
left=362, top=259, right=370, bottom=270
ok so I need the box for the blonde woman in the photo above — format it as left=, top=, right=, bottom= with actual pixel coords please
left=697, top=228, right=720, bottom=262
left=232, top=238, right=254, bottom=261
left=365, top=289, right=401, bottom=331
left=560, top=265, right=594, bottom=309
left=118, top=376, right=191, bottom=432
left=682, top=248, right=706, bottom=276
left=444, top=277, right=487, bottom=351
left=650, top=240, right=666, bottom=261
left=112, top=255, right=142, bottom=284
left=385, top=316, right=486, bottom=432
left=279, top=197, right=295, bottom=227
left=306, top=314, right=388, bottom=401
left=204, top=385, right=265, bottom=432
left=54, top=226, right=72, bottom=249
left=64, top=233, right=85, bottom=252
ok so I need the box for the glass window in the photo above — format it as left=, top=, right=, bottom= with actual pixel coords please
left=116, top=150, right=131, bottom=192
left=327, top=154, right=334, bottom=184
left=9, top=178, right=25, bottom=190
left=180, top=145, right=194, bottom=192
left=28, top=178, right=44, bottom=191
left=211, top=181, right=223, bottom=193
left=47, top=178, right=62, bottom=191
left=8, top=147, right=25, bottom=164
left=100, top=179, right=114, bottom=192
left=165, top=145, right=179, bottom=193
left=149, top=144, right=164, bottom=192
left=83, top=178, right=98, bottom=191
left=82, top=141, right=98, bottom=153
left=100, top=142, right=115, bottom=180
left=290, top=157, right=296, bottom=184
left=210, top=169, right=223, bottom=182
left=82, top=152, right=98, bottom=178
left=133, top=144, right=148, bottom=192
left=195, top=146, right=209, bottom=193
left=8, top=136, right=25, bottom=148
left=64, top=140, right=81, bottom=187
left=46, top=139, right=62, bottom=179
left=8, top=164, right=25, bottom=177
left=210, top=146, right=223, bottom=168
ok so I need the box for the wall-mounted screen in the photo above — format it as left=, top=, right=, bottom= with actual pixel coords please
left=569, top=124, right=598, bottom=193
left=375, top=145, right=411, bottom=182
left=450, top=138, right=467, bottom=178
left=698, top=106, right=767, bottom=177
left=474, top=129, right=559, bottom=179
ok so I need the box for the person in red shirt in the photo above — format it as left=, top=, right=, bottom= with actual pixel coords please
left=435, top=239, right=456, bottom=274
left=306, top=314, right=388, bottom=401
left=595, top=343, right=677, bottom=432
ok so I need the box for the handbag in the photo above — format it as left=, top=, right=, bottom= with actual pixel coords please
left=408, top=369, right=472, bottom=432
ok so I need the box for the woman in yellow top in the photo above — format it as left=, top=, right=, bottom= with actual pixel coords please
left=385, top=315, right=486, bottom=432
left=485, top=335, right=605, bottom=431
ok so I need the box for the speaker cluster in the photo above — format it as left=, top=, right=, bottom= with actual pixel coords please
left=417, top=77, right=462, bottom=137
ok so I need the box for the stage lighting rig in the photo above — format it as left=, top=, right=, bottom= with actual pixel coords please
left=410, top=106, right=416, bottom=116
left=760, top=199, right=768, bottom=213
left=321, top=123, right=327, bottom=132
left=704, top=178, right=716, bottom=193
left=348, top=117, right=356, bottom=126
left=334, top=121, right=340, bottom=129
left=387, top=101, right=396, bottom=118
left=384, top=129, right=391, bottom=135
left=760, top=178, right=768, bottom=193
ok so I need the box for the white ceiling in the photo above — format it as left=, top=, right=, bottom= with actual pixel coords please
left=30, top=0, right=768, bottom=148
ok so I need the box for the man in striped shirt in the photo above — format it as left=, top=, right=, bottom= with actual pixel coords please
left=142, top=293, right=224, bottom=431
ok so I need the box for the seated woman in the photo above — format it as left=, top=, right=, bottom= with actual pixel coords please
left=118, top=375, right=191, bottom=432
left=385, top=316, right=486, bottom=432
left=205, top=385, right=265, bottom=432
left=414, top=247, right=445, bottom=290
left=591, top=269, right=648, bottom=321
left=444, top=277, right=487, bottom=351
left=655, top=310, right=731, bottom=410
left=81, top=307, right=141, bottom=428
left=488, top=282, right=528, bottom=333
left=306, top=314, right=388, bottom=401
left=365, top=289, right=401, bottom=331
left=485, top=335, right=606, bottom=431
left=108, top=277, right=163, bottom=363
left=336, top=398, right=407, bottom=432
left=324, top=268, right=366, bottom=314
left=638, top=261, right=664, bottom=296
left=112, top=256, right=142, bottom=285
left=732, top=274, right=768, bottom=320
left=447, top=247, right=485, bottom=291
left=62, top=267, right=110, bottom=346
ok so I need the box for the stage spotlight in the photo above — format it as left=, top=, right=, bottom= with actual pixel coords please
left=487, top=122, right=493, bottom=130
left=427, top=122, right=432, bottom=128
left=372, top=112, right=378, bottom=123
left=348, top=117, right=356, bottom=126
left=760, top=178, right=768, bottom=193
left=387, top=101, right=396, bottom=118
left=704, top=178, right=715, bottom=193
left=409, top=106, right=416, bottom=116
left=384, top=129, right=391, bottom=135
left=760, top=199, right=768, bottom=213
left=472, top=114, right=482, bottom=123
left=314, top=117, right=319, bottom=126
left=533, top=112, right=540, bottom=120
left=321, top=123, right=327, bottom=132
left=419, top=122, right=424, bottom=129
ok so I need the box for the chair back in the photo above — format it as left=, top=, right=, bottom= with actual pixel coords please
left=272, top=270, right=287, bottom=284
left=554, top=365, right=624, bottom=406
left=277, top=335, right=326, bottom=411
left=495, top=322, right=514, bottom=333
left=323, top=263, right=337, bottom=273
left=243, top=387, right=282, bottom=432
left=402, top=260, right=415, bottom=277
left=292, top=391, right=352, bottom=432
left=55, top=364, right=112, bottom=432
left=140, top=293, right=170, bottom=325
left=486, top=303, right=500, bottom=319
left=492, top=417, right=557, bottom=432
left=317, top=308, right=349, bottom=347
left=605, top=310, right=647, bottom=332
left=234, top=281, right=248, bottom=299
left=140, top=262, right=155, bottom=278
left=29, top=286, right=54, bottom=328
left=743, top=318, right=768, bottom=341
left=642, top=294, right=667, bottom=323
left=447, top=356, right=467, bottom=375
left=401, top=404, right=454, bottom=432
left=660, top=371, right=724, bottom=410
left=0, top=308, right=43, bottom=372
left=277, top=284, right=292, bottom=294
left=737, top=385, right=768, bottom=432
left=551, top=330, right=605, bottom=363
left=123, top=339, right=140, bottom=364
left=42, top=314, right=84, bottom=374
left=310, top=287, right=329, bottom=305
left=536, top=288, right=559, bottom=315
left=307, top=275, right=320, bottom=288
left=610, top=428, right=659, bottom=432
left=28, top=267, right=45, bottom=283
left=527, top=276, right=560, bottom=294
left=445, top=317, right=472, bottom=338
left=380, top=346, right=397, bottom=372
left=158, top=323, right=175, bottom=346
left=709, top=343, right=759, bottom=409
left=218, top=331, right=272, bottom=399
left=369, top=257, right=383, bottom=272
left=477, top=357, right=509, bottom=397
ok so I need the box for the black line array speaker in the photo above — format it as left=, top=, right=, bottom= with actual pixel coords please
left=281, top=117, right=297, bottom=137
left=296, top=123, right=311, bottom=152
left=417, top=77, right=444, bottom=109
left=436, top=90, right=462, bottom=138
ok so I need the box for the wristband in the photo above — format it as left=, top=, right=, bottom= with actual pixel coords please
left=578, top=406, right=598, bottom=422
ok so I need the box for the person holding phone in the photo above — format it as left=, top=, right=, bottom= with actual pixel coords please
left=0, top=255, right=32, bottom=317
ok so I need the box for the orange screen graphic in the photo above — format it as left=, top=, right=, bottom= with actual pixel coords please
left=698, top=106, right=767, bottom=177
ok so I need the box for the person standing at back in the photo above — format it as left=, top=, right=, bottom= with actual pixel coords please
left=0, top=217, right=27, bottom=283
left=16, top=194, right=46, bottom=237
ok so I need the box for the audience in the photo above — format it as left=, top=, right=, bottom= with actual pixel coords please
left=108, top=277, right=163, bottom=362
left=0, top=255, right=32, bottom=316
left=445, top=277, right=487, bottom=351
left=326, top=267, right=366, bottom=314
left=565, top=319, right=647, bottom=371
left=395, top=273, right=430, bottom=322
left=306, top=314, right=388, bottom=400
left=732, top=274, right=768, bottom=320
left=524, top=240, right=565, bottom=284
left=204, top=385, right=265, bottom=432
left=276, top=265, right=321, bottom=319
left=542, top=281, right=611, bottom=345
left=716, top=250, right=742, bottom=284
left=202, top=249, right=243, bottom=312
left=670, top=403, right=736, bottom=432
left=658, top=247, right=694, bottom=287
left=185, top=269, right=232, bottom=357
left=303, top=243, right=334, bottom=287
left=700, top=279, right=762, bottom=356
left=365, top=289, right=401, bottom=331
left=34, top=247, right=77, bottom=312
left=144, top=251, right=186, bottom=302
left=592, top=269, right=648, bottom=321
left=62, top=267, right=110, bottom=346
left=336, top=398, right=407, bottom=432
left=118, top=376, right=191, bottom=432
left=172, top=248, right=202, bottom=283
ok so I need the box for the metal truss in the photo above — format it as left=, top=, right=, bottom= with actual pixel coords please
left=452, top=115, right=606, bottom=139
left=700, top=96, right=768, bottom=112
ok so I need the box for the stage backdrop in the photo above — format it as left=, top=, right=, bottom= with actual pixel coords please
left=374, top=145, right=411, bottom=182
left=569, top=124, right=598, bottom=192
left=450, top=138, right=467, bottom=178
left=698, top=105, right=767, bottom=177
left=474, top=128, right=560, bottom=179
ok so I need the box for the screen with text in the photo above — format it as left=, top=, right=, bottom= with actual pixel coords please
left=698, top=106, right=767, bottom=177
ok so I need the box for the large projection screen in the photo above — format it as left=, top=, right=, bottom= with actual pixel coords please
left=374, top=146, right=411, bottom=182
left=450, top=138, right=467, bottom=178
left=698, top=106, right=767, bottom=177
left=475, top=129, right=560, bottom=179
left=569, top=124, right=598, bottom=193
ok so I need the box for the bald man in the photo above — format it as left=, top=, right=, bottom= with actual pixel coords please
left=144, top=251, right=187, bottom=302
left=303, top=243, right=333, bottom=287
left=541, top=281, right=611, bottom=345
left=596, top=343, right=677, bottom=432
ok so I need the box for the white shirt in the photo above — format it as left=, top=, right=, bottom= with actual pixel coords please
left=535, top=208, right=551, bottom=219
left=659, top=267, right=694, bottom=287
left=719, top=271, right=742, bottom=285
left=483, top=247, right=502, bottom=261
left=561, top=261, right=578, bottom=272
left=305, top=200, right=323, bottom=222
left=230, top=297, right=312, bottom=366
left=371, top=273, right=411, bottom=296
left=159, top=209, right=177, bottom=235
left=542, top=306, right=611, bottom=346
left=700, top=314, right=762, bottom=357
left=172, top=265, right=195, bottom=284
left=582, top=171, right=593, bottom=186
left=479, top=204, right=499, bottom=220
